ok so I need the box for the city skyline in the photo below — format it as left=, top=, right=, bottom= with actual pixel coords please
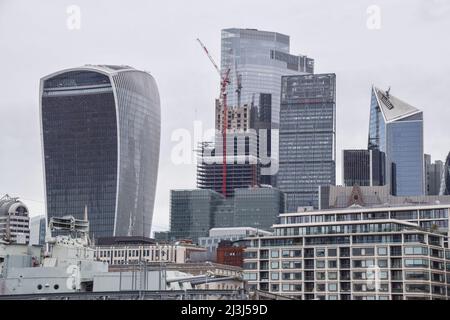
left=1, top=0, right=450, bottom=235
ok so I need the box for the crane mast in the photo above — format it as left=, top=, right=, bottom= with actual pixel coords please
left=197, top=38, right=230, bottom=197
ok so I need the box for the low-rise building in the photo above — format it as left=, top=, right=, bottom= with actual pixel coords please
left=217, top=240, right=245, bottom=267
left=93, top=237, right=207, bottom=265
left=199, top=227, right=272, bottom=262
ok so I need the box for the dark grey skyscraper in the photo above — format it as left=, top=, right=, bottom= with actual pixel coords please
left=425, top=154, right=444, bottom=196
left=40, top=65, right=160, bottom=238
left=278, top=74, right=336, bottom=211
left=343, top=149, right=385, bottom=187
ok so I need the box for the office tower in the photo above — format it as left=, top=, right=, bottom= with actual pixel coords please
left=0, top=195, right=30, bottom=244
left=343, top=149, right=385, bottom=187
left=441, top=152, right=450, bottom=195
left=168, top=188, right=285, bottom=243
left=30, top=215, right=46, bottom=246
left=278, top=74, right=336, bottom=211
left=243, top=203, right=450, bottom=300
left=40, top=65, right=161, bottom=238
left=221, top=28, right=314, bottom=124
left=425, top=155, right=444, bottom=195
left=368, top=87, right=424, bottom=196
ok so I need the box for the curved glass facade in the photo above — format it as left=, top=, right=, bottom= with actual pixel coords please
left=41, top=66, right=160, bottom=238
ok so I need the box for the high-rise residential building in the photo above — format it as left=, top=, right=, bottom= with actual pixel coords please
left=0, top=195, right=30, bottom=244
left=343, top=149, right=385, bottom=187
left=441, top=152, right=450, bottom=195
left=368, top=87, right=424, bottom=196
left=30, top=215, right=46, bottom=246
left=425, top=155, right=444, bottom=196
left=40, top=65, right=161, bottom=238
left=167, top=188, right=285, bottom=243
left=243, top=203, right=450, bottom=300
left=221, top=28, right=314, bottom=123
left=278, top=74, right=336, bottom=211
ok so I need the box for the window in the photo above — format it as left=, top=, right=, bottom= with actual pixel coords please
left=316, top=248, right=326, bottom=257
left=328, top=272, right=338, bottom=280
left=328, top=283, right=337, bottom=292
left=328, top=260, right=337, bottom=268
left=316, top=272, right=326, bottom=280
left=377, top=247, right=387, bottom=256
left=404, top=259, right=429, bottom=268
left=271, top=250, right=279, bottom=258
left=404, top=246, right=428, bottom=256
left=405, top=271, right=429, bottom=281
left=271, top=261, right=279, bottom=269
left=317, top=260, right=326, bottom=269
left=340, top=247, right=350, bottom=257
left=353, top=259, right=375, bottom=268
left=243, top=272, right=257, bottom=280
left=271, top=272, right=279, bottom=280
left=378, top=259, right=388, bottom=268
left=353, top=247, right=375, bottom=256
left=328, top=248, right=337, bottom=257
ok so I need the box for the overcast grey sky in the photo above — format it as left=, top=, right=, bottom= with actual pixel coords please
left=1, top=0, right=449, bottom=234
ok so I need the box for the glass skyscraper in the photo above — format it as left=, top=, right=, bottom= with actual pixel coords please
left=40, top=65, right=160, bottom=238
left=221, top=28, right=314, bottom=124
left=220, top=29, right=314, bottom=186
left=278, top=74, right=336, bottom=211
left=368, top=87, right=424, bottom=196
left=221, top=28, right=314, bottom=125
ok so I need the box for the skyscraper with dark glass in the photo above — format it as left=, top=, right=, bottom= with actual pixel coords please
left=278, top=74, right=336, bottom=211
left=368, top=86, right=424, bottom=196
left=343, top=149, right=385, bottom=187
left=40, top=65, right=160, bottom=238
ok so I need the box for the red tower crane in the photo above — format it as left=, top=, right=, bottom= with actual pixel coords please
left=197, top=38, right=231, bottom=197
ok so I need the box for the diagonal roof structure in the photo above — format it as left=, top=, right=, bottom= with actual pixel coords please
left=373, top=86, right=422, bottom=123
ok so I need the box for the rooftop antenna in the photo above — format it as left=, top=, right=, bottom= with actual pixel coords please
left=386, top=86, right=391, bottom=98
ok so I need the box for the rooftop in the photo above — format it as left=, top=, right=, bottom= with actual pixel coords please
left=373, top=86, right=422, bottom=123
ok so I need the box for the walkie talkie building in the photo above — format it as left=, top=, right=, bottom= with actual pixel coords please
left=40, top=65, right=160, bottom=238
